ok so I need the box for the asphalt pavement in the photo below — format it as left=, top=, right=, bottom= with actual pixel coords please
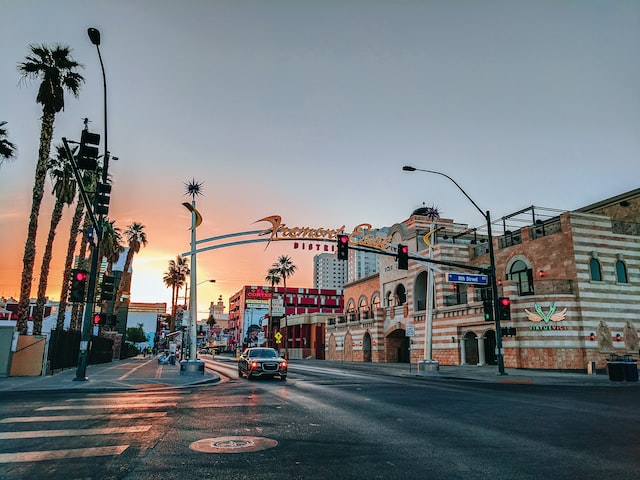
left=0, top=354, right=636, bottom=394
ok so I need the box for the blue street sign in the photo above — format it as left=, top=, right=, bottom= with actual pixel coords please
left=446, top=272, right=489, bottom=285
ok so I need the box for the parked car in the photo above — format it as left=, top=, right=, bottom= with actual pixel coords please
left=238, top=347, right=287, bottom=380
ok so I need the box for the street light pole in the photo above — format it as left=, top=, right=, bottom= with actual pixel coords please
left=74, top=28, right=109, bottom=382
left=402, top=165, right=506, bottom=375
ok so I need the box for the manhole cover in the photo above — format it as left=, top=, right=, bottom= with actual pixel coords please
left=190, top=436, right=278, bottom=454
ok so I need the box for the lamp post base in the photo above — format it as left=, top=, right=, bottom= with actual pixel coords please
left=417, top=359, right=440, bottom=375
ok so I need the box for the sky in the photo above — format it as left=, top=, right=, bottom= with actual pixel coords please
left=1, top=0, right=639, bottom=317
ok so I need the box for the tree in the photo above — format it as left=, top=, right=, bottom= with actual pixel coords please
left=125, top=323, right=147, bottom=344
left=163, top=256, right=189, bottom=331
left=114, top=222, right=148, bottom=315
left=16, top=44, right=84, bottom=334
left=271, top=255, right=297, bottom=358
left=32, top=145, right=77, bottom=334
left=0, top=121, right=17, bottom=166
left=99, top=218, right=123, bottom=274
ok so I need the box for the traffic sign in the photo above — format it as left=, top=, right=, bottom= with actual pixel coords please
left=274, top=332, right=283, bottom=344
left=406, top=324, right=415, bottom=337
left=446, top=272, right=488, bottom=285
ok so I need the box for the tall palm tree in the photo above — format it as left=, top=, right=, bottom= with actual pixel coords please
left=271, top=255, right=297, bottom=358
left=114, top=222, right=148, bottom=315
left=0, top=121, right=17, bottom=166
left=99, top=218, right=123, bottom=274
left=55, top=171, right=86, bottom=330
left=16, top=44, right=84, bottom=334
left=265, top=267, right=282, bottom=348
left=163, top=256, right=189, bottom=331
left=32, top=145, right=77, bottom=334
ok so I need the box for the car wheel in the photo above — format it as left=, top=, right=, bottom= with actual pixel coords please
left=280, top=375, right=287, bottom=381
left=238, top=367, right=243, bottom=378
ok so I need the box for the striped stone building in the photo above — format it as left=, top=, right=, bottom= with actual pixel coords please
left=326, top=188, right=640, bottom=371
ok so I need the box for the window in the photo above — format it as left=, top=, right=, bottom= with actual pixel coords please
left=444, top=283, right=468, bottom=306
left=508, top=259, right=533, bottom=295
left=589, top=258, right=602, bottom=281
left=394, top=284, right=407, bottom=306
left=616, top=260, right=628, bottom=283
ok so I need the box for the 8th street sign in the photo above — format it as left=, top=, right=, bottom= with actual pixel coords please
left=446, top=272, right=488, bottom=285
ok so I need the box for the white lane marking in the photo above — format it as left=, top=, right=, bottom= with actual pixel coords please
left=118, top=359, right=155, bottom=380
left=0, top=445, right=129, bottom=463
left=0, top=412, right=167, bottom=423
left=36, top=402, right=177, bottom=411
left=0, top=425, right=151, bottom=440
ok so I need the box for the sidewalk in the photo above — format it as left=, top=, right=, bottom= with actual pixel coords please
left=298, top=359, right=634, bottom=387
left=0, top=356, right=220, bottom=395
left=0, top=355, right=636, bottom=394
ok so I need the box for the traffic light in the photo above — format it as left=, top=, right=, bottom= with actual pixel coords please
left=101, top=275, right=116, bottom=301
left=95, top=183, right=111, bottom=216
left=337, top=234, right=349, bottom=260
left=483, top=300, right=493, bottom=321
left=93, top=313, right=106, bottom=326
left=397, top=244, right=409, bottom=270
left=497, top=297, right=511, bottom=320
left=69, top=269, right=88, bottom=303
left=76, top=130, right=100, bottom=170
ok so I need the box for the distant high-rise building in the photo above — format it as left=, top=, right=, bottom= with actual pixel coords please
left=313, top=252, right=348, bottom=289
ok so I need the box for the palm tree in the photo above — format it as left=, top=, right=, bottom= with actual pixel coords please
left=15, top=44, right=84, bottom=334
left=99, top=219, right=123, bottom=274
left=0, top=121, right=17, bottom=166
left=114, top=222, right=148, bottom=315
left=163, top=256, right=190, bottom=331
left=265, top=267, right=282, bottom=348
left=271, top=255, right=297, bottom=358
left=32, top=145, right=77, bottom=334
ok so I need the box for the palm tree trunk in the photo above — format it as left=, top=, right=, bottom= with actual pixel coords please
left=113, top=249, right=134, bottom=314
left=56, top=198, right=85, bottom=329
left=32, top=197, right=64, bottom=334
left=16, top=111, right=55, bottom=334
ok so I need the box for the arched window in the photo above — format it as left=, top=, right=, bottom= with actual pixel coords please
left=589, top=258, right=602, bottom=281
left=508, top=259, right=533, bottom=295
left=371, top=294, right=380, bottom=310
left=385, top=291, right=393, bottom=307
left=394, top=284, right=407, bottom=306
left=616, top=260, right=628, bottom=283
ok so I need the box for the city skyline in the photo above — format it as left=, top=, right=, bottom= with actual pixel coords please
left=1, top=0, right=639, bottom=316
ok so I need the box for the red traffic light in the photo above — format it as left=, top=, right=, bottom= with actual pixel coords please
left=499, top=297, right=511, bottom=307
left=75, top=271, right=88, bottom=282
left=93, top=313, right=101, bottom=325
left=400, top=245, right=409, bottom=254
left=339, top=235, right=349, bottom=244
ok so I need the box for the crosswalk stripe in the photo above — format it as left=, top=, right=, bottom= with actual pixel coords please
left=0, top=412, right=167, bottom=423
left=0, top=425, right=151, bottom=440
left=0, top=445, right=129, bottom=463
left=36, top=402, right=177, bottom=411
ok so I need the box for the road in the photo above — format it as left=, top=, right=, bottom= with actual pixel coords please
left=0, top=357, right=637, bottom=480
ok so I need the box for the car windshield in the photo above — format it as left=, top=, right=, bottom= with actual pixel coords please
left=248, top=349, right=278, bottom=358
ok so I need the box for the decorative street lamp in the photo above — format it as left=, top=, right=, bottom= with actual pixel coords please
left=402, top=166, right=506, bottom=375
left=75, top=28, right=110, bottom=382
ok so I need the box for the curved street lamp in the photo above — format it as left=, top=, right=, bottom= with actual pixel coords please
left=402, top=165, right=506, bottom=375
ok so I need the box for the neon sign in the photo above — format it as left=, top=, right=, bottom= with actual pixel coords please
left=255, top=216, right=392, bottom=252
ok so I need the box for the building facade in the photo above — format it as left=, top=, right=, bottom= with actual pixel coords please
left=228, top=285, right=344, bottom=355
left=313, top=252, right=348, bottom=290
left=327, top=188, right=640, bottom=372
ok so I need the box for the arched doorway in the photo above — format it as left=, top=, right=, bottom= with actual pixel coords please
left=328, top=334, right=337, bottom=361
left=363, top=331, right=372, bottom=362
left=484, top=330, right=497, bottom=365
left=464, top=331, right=478, bottom=365
left=386, top=329, right=409, bottom=363
left=344, top=333, right=353, bottom=362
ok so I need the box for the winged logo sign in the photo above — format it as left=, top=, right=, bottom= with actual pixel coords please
left=525, top=303, right=568, bottom=330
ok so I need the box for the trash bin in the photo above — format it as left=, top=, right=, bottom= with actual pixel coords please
left=623, top=356, right=638, bottom=382
left=607, top=356, right=625, bottom=382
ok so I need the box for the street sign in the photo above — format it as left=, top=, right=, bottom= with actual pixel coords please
left=274, top=332, right=283, bottom=344
left=406, top=324, right=415, bottom=337
left=446, top=272, right=488, bottom=285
